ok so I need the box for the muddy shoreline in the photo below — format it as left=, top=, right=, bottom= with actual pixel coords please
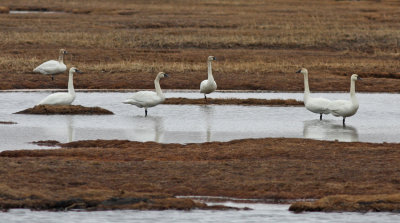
left=1, top=138, right=400, bottom=212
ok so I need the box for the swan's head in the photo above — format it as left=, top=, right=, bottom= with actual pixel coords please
left=296, top=68, right=308, bottom=75
left=60, top=49, right=68, bottom=55
left=70, top=67, right=82, bottom=74
left=208, top=56, right=217, bottom=62
left=351, top=74, right=362, bottom=81
left=157, top=72, right=169, bottom=79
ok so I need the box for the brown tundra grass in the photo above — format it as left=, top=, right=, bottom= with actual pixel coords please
left=0, top=0, right=399, bottom=91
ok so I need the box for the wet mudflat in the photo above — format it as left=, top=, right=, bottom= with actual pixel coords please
left=0, top=91, right=399, bottom=150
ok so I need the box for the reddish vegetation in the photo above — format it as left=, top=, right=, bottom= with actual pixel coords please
left=15, top=105, right=113, bottom=115
left=164, top=98, right=303, bottom=106
left=1, top=138, right=400, bottom=211
left=289, top=194, right=400, bottom=213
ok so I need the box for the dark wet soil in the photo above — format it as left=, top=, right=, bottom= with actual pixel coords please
left=164, top=98, right=304, bottom=106
left=15, top=105, right=114, bottom=115
left=0, top=121, right=17, bottom=125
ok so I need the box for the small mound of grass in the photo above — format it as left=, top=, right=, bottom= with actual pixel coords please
left=289, top=194, right=400, bottom=213
left=164, top=98, right=304, bottom=106
left=15, top=105, right=114, bottom=115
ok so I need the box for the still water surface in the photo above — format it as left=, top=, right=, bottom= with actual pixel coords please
left=1, top=202, right=400, bottom=223
left=0, top=91, right=399, bottom=150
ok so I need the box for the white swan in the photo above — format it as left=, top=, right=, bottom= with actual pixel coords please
left=328, top=74, right=362, bottom=126
left=123, top=72, right=169, bottom=117
left=200, top=56, right=217, bottom=101
left=38, top=67, right=81, bottom=105
left=296, top=68, right=332, bottom=120
left=33, top=49, right=68, bottom=80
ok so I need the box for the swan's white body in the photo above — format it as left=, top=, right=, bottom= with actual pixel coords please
left=38, top=67, right=80, bottom=105
left=200, top=56, right=217, bottom=100
left=297, top=68, right=331, bottom=120
left=328, top=74, right=361, bottom=125
left=124, top=72, right=168, bottom=116
left=33, top=49, right=67, bottom=80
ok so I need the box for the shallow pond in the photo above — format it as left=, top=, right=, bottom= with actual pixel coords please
left=1, top=202, right=400, bottom=223
left=0, top=91, right=399, bottom=150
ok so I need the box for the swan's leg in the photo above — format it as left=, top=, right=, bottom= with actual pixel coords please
left=145, top=108, right=148, bottom=117
left=342, top=117, right=346, bottom=126
left=320, top=114, right=322, bottom=120
left=51, top=75, right=54, bottom=81
left=204, top=94, right=207, bottom=103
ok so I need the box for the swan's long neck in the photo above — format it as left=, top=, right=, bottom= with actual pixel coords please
left=207, top=60, right=214, bottom=82
left=303, top=72, right=310, bottom=103
left=350, top=79, right=358, bottom=106
left=68, top=71, right=75, bottom=96
left=154, top=76, right=163, bottom=97
left=58, top=52, right=64, bottom=63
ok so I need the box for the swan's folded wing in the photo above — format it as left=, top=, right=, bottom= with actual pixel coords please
left=130, top=91, right=158, bottom=101
left=123, top=91, right=160, bottom=106
left=328, top=100, right=351, bottom=115
left=306, top=97, right=332, bottom=114
left=34, top=60, right=64, bottom=73
left=38, top=93, right=72, bottom=105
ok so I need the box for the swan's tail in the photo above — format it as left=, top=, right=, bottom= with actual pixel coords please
left=123, top=99, right=137, bottom=105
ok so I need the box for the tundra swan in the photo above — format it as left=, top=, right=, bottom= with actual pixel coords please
left=38, top=67, right=81, bottom=105
left=33, top=49, right=68, bottom=80
left=123, top=72, right=169, bottom=117
left=296, top=68, right=331, bottom=120
left=328, top=74, right=362, bottom=126
left=200, top=56, right=217, bottom=102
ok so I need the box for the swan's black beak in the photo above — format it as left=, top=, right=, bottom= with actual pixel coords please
left=296, top=69, right=301, bottom=73
left=75, top=69, right=82, bottom=74
left=64, top=51, right=68, bottom=54
left=213, top=57, right=217, bottom=61
left=357, top=76, right=362, bottom=81
left=164, top=73, right=169, bottom=78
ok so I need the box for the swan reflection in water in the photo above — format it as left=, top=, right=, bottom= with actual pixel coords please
left=303, top=119, right=359, bottom=142
left=128, top=116, right=164, bottom=142
left=199, top=105, right=215, bottom=142
left=66, top=116, right=74, bottom=143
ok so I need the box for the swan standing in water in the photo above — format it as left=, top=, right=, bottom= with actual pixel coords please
left=328, top=74, right=362, bottom=126
left=33, top=49, right=68, bottom=80
left=200, top=56, right=217, bottom=102
left=38, top=67, right=81, bottom=105
left=296, top=68, right=331, bottom=120
left=123, top=72, right=169, bottom=117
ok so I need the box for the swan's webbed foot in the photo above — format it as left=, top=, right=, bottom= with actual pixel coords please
left=145, top=109, right=148, bottom=117
left=320, top=114, right=322, bottom=120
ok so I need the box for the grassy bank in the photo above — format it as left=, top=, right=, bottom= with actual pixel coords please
left=0, top=0, right=399, bottom=91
